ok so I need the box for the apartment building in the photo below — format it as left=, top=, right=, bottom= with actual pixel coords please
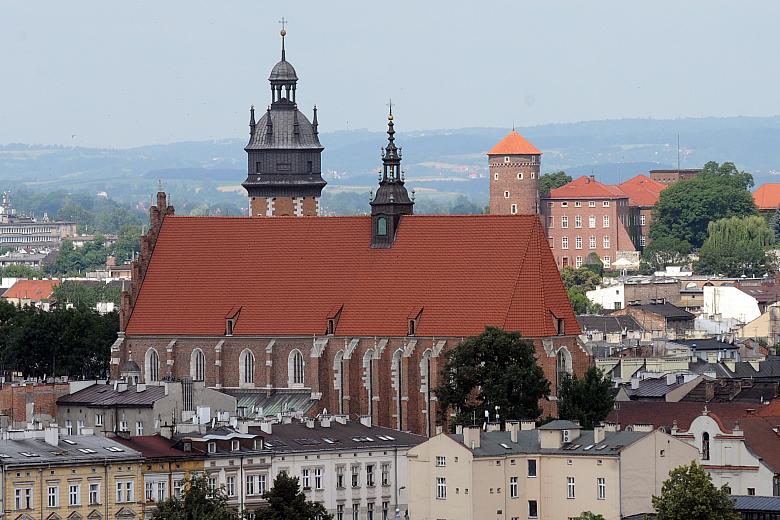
left=407, top=419, right=697, bottom=520
left=0, top=427, right=143, bottom=520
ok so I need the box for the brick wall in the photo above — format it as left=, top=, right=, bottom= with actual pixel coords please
left=0, top=383, right=70, bottom=424
left=488, top=154, right=540, bottom=215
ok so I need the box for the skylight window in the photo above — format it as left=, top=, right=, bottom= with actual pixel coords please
left=62, top=439, right=76, bottom=445
left=500, top=443, right=511, bottom=449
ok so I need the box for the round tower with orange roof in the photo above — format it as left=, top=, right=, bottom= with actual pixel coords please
left=487, top=130, right=542, bottom=215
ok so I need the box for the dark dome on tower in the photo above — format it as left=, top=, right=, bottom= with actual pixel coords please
left=269, top=60, right=298, bottom=82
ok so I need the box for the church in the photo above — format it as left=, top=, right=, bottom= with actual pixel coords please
left=114, top=29, right=589, bottom=436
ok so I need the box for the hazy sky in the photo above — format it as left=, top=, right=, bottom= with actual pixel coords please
left=2, top=0, right=779, bottom=148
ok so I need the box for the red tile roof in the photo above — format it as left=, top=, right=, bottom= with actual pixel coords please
left=546, top=176, right=628, bottom=200
left=126, top=215, right=579, bottom=338
left=752, top=183, right=780, bottom=211
left=3, top=279, right=60, bottom=301
left=608, top=401, right=780, bottom=473
left=618, top=174, right=667, bottom=207
left=114, top=435, right=202, bottom=459
left=487, top=130, right=541, bottom=156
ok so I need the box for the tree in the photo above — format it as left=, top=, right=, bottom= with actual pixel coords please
left=696, top=215, right=775, bottom=277
left=650, top=161, right=756, bottom=249
left=574, top=513, right=606, bottom=520
left=772, top=204, right=780, bottom=243
left=111, top=225, right=142, bottom=262
left=539, top=171, right=572, bottom=196
left=557, top=366, right=614, bottom=429
left=435, top=327, right=551, bottom=427
left=639, top=236, right=692, bottom=274
left=0, top=264, right=47, bottom=278
left=652, top=461, right=739, bottom=520
left=152, top=473, right=242, bottom=520
left=255, top=472, right=333, bottom=520
left=561, top=267, right=603, bottom=314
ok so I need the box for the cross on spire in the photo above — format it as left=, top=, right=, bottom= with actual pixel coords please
left=278, top=17, right=288, bottom=32
left=279, top=17, right=288, bottom=60
left=387, top=98, right=394, bottom=117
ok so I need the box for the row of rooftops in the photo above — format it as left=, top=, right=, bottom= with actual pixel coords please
left=543, top=173, right=667, bottom=208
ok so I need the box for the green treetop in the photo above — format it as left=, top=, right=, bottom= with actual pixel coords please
left=652, top=461, right=739, bottom=520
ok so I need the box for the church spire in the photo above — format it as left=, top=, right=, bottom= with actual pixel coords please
left=279, top=17, right=287, bottom=61
left=249, top=105, right=256, bottom=137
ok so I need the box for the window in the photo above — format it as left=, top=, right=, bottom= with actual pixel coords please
left=366, top=464, right=375, bottom=487
left=352, top=503, right=360, bottom=520
left=408, top=319, right=416, bottom=336
left=589, top=236, right=596, bottom=249
left=640, top=235, right=646, bottom=246
left=95, top=413, right=104, bottom=427
left=575, top=201, right=581, bottom=207
left=547, top=216, right=554, bottom=228
left=567, top=477, right=575, bottom=499
left=588, top=200, right=596, bottom=207
left=603, top=236, right=610, bottom=249
left=640, top=214, right=646, bottom=226
left=561, top=216, right=568, bottom=228
left=351, top=465, right=360, bottom=488
left=255, top=161, right=261, bottom=173
left=376, top=217, right=387, bottom=236
left=603, top=215, right=610, bottom=228
left=66, top=419, right=73, bottom=435
left=208, top=476, right=217, bottom=491
left=575, top=215, right=582, bottom=228
left=603, top=201, right=610, bottom=207
left=289, top=349, right=305, bottom=387
left=436, top=456, right=446, bottom=467
left=337, top=504, right=344, bottom=520
left=145, top=482, right=153, bottom=501
left=240, top=349, right=255, bottom=385
left=136, top=421, right=144, bottom=436
left=510, top=476, right=518, bottom=498
left=504, top=191, right=510, bottom=199
left=156, top=481, right=167, bottom=502
left=517, top=172, right=523, bottom=180
left=146, top=348, right=159, bottom=382
left=231, top=440, right=240, bottom=452
left=302, top=468, right=310, bottom=489
left=589, top=215, right=596, bottom=228
left=116, top=481, right=134, bottom=503
left=69, top=484, right=80, bottom=506
left=226, top=476, right=236, bottom=497
left=367, top=502, right=374, bottom=520
left=381, top=463, right=390, bottom=487
left=575, top=256, right=582, bottom=268
left=258, top=474, right=267, bottom=495
left=561, top=201, right=568, bottom=207
left=336, top=466, right=345, bottom=488
left=208, top=442, right=216, bottom=454
left=120, top=420, right=129, bottom=432
left=48, top=485, right=59, bottom=507
left=89, top=483, right=100, bottom=505
left=575, top=236, right=582, bottom=249
left=528, top=459, right=537, bottom=477
left=173, top=479, right=183, bottom=498
left=748, top=487, right=756, bottom=496
left=528, top=500, right=538, bottom=518
left=702, top=432, right=710, bottom=461
left=504, top=156, right=511, bottom=163
left=561, top=237, right=569, bottom=250
left=436, top=477, right=447, bottom=499
left=511, top=204, right=518, bottom=215
left=603, top=256, right=611, bottom=268
left=78, top=419, right=85, bottom=434
left=315, top=468, right=323, bottom=489
left=15, top=487, right=32, bottom=510
left=246, top=475, right=256, bottom=496
left=191, top=349, right=206, bottom=381
left=382, top=501, right=389, bottom=520
left=307, top=160, right=313, bottom=173
left=494, top=173, right=499, bottom=180
left=597, top=477, right=606, bottom=500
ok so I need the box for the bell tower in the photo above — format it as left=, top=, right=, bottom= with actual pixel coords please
left=487, top=130, right=542, bottom=215
left=242, top=25, right=326, bottom=217
left=370, top=107, right=414, bottom=248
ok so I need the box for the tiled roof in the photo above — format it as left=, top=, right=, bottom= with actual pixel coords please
left=752, top=183, right=780, bottom=211
left=113, top=434, right=202, bottom=460
left=618, top=175, right=666, bottom=207
left=3, top=279, right=60, bottom=301
left=126, top=215, right=579, bottom=338
left=545, top=176, right=628, bottom=200
left=737, top=284, right=780, bottom=304
left=57, top=383, right=166, bottom=408
left=487, top=130, right=541, bottom=155
left=607, top=401, right=780, bottom=473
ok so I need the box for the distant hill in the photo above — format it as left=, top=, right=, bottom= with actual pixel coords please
left=1, top=116, right=779, bottom=211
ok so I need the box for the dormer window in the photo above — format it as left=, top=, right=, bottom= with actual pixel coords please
left=225, top=306, right=241, bottom=337
left=408, top=319, right=416, bottom=336
left=207, top=442, right=216, bottom=454
left=327, top=319, right=336, bottom=335
left=326, top=304, right=343, bottom=336
left=377, top=217, right=387, bottom=236
left=231, top=440, right=240, bottom=452
left=226, top=319, right=235, bottom=336
left=555, top=317, right=565, bottom=335
left=183, top=442, right=192, bottom=452
left=407, top=306, right=423, bottom=337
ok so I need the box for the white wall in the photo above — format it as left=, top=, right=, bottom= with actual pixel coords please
left=703, top=286, right=760, bottom=323
left=587, top=284, right=625, bottom=311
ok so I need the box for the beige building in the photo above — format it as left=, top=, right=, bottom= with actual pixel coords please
left=407, top=420, right=697, bottom=520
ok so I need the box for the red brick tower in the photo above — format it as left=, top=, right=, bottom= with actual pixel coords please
left=487, top=130, right=542, bottom=215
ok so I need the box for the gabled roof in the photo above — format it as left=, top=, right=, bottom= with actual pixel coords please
left=113, top=435, right=202, bottom=460
left=3, top=279, right=60, bottom=301
left=57, top=384, right=166, bottom=408
left=256, top=420, right=424, bottom=453
left=126, top=215, right=579, bottom=337
left=752, top=183, right=780, bottom=211
left=623, top=302, right=694, bottom=319
left=618, top=174, right=666, bottom=207
left=577, top=315, right=642, bottom=334
left=487, top=130, right=541, bottom=155
left=546, top=176, right=628, bottom=200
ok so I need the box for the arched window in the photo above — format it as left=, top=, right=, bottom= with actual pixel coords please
left=239, top=349, right=255, bottom=386
left=333, top=351, right=345, bottom=414
left=363, top=349, right=375, bottom=417
left=392, top=349, right=404, bottom=430
left=145, top=348, right=159, bottom=383
left=190, top=349, right=205, bottom=382
left=288, top=349, right=305, bottom=387
left=702, top=432, right=710, bottom=460
left=420, top=349, right=433, bottom=437
left=556, top=348, right=573, bottom=389
left=377, top=217, right=387, bottom=236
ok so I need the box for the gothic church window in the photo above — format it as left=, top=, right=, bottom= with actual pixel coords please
left=191, top=349, right=205, bottom=382
left=145, top=348, right=159, bottom=383
left=240, top=349, right=255, bottom=385
left=289, top=349, right=305, bottom=387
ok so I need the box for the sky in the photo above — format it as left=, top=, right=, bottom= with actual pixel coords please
left=2, top=0, right=779, bottom=148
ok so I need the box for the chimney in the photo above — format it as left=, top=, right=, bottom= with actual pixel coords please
left=604, top=422, right=619, bottom=432
left=486, top=421, right=501, bottom=432
left=334, top=415, right=348, bottom=425
left=305, top=418, right=315, bottom=429
left=282, top=415, right=292, bottom=424
left=455, top=424, right=463, bottom=435
left=259, top=420, right=273, bottom=435
left=521, top=420, right=536, bottom=431
left=320, top=416, right=331, bottom=428
left=44, top=426, right=59, bottom=447
left=136, top=384, right=146, bottom=393
left=666, top=373, right=677, bottom=385
left=630, top=377, right=639, bottom=390
left=593, top=425, right=605, bottom=444
left=463, top=425, right=481, bottom=449
left=435, top=425, right=443, bottom=435
left=359, top=415, right=372, bottom=428
left=506, top=420, right=520, bottom=443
